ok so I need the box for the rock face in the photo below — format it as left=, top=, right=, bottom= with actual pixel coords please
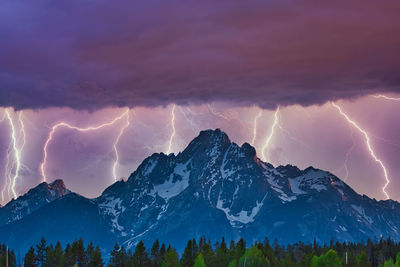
left=1, top=129, right=400, bottom=253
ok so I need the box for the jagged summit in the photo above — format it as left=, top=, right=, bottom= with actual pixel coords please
left=94, top=129, right=400, bottom=250
left=2, top=129, right=400, bottom=253
left=48, top=179, right=70, bottom=195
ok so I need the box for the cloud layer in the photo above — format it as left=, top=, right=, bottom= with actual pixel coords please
left=1, top=0, right=399, bottom=110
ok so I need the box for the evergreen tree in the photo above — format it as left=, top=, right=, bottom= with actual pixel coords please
left=192, top=239, right=199, bottom=257
left=109, top=243, right=126, bottom=267
left=181, top=239, right=195, bottom=267
left=151, top=240, right=162, bottom=267
left=395, top=252, right=400, bottom=267
left=357, top=250, right=371, bottom=267
left=109, top=243, right=121, bottom=267
left=24, top=246, right=38, bottom=267
left=71, top=239, right=87, bottom=267
left=262, top=239, right=278, bottom=267
left=216, top=237, right=229, bottom=267
left=237, top=246, right=270, bottom=267
left=162, top=248, right=179, bottom=267
left=64, top=244, right=76, bottom=267
left=86, top=242, right=94, bottom=262
left=383, top=258, right=395, bottom=267
left=53, top=242, right=64, bottom=267
left=228, top=259, right=238, bottom=267
left=314, top=249, right=341, bottom=267
left=200, top=241, right=215, bottom=266
left=88, top=246, right=103, bottom=267
left=133, top=241, right=149, bottom=266
left=9, top=250, right=17, bottom=267
left=45, top=244, right=55, bottom=267
left=282, top=251, right=294, bottom=267
left=193, top=253, right=206, bottom=267
left=36, top=237, right=47, bottom=267
left=159, top=244, right=166, bottom=260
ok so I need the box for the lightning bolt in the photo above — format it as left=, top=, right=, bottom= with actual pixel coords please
left=1, top=109, right=25, bottom=200
left=179, top=106, right=199, bottom=134
left=261, top=107, right=280, bottom=162
left=2, top=142, right=12, bottom=202
left=166, top=104, right=176, bottom=154
left=112, top=110, right=132, bottom=182
left=40, top=109, right=130, bottom=183
left=373, top=94, right=400, bottom=101
left=332, top=102, right=390, bottom=199
left=336, top=128, right=356, bottom=182
left=207, top=104, right=230, bottom=120
left=276, top=111, right=309, bottom=149
left=251, top=109, right=263, bottom=146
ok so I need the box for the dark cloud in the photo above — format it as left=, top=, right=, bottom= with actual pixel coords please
left=1, top=0, right=399, bottom=110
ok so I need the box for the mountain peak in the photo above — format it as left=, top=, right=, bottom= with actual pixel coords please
left=196, top=128, right=230, bottom=144
left=181, top=128, right=231, bottom=156
left=48, top=179, right=69, bottom=195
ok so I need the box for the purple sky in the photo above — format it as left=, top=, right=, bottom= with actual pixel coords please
left=0, top=1, right=399, bottom=204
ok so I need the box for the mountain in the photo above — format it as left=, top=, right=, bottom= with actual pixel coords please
left=1, top=129, right=400, bottom=253
left=0, top=193, right=116, bottom=255
left=0, top=179, right=70, bottom=227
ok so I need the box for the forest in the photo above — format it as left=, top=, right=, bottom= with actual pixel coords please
left=1, top=237, right=400, bottom=266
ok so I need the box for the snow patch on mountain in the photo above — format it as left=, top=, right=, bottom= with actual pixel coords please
left=98, top=197, right=125, bottom=232
left=142, top=158, right=158, bottom=176
left=311, top=184, right=327, bottom=192
left=216, top=192, right=267, bottom=227
left=351, top=204, right=373, bottom=224
left=153, top=161, right=191, bottom=200
left=289, top=178, right=307, bottom=195
left=278, top=194, right=297, bottom=203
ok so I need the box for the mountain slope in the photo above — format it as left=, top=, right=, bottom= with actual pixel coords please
left=96, top=129, right=400, bottom=250
left=0, top=179, right=70, bottom=226
left=1, top=129, right=400, bottom=253
left=0, top=193, right=116, bottom=254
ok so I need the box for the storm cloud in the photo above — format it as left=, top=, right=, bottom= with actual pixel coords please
left=1, top=0, right=399, bottom=110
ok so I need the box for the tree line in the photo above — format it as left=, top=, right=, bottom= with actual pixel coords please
left=1, top=237, right=400, bottom=266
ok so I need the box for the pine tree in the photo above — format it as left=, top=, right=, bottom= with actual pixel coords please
left=88, top=246, right=103, bottom=267
left=24, top=247, right=38, bottom=267
left=181, top=239, right=195, bottom=267
left=63, top=244, right=75, bottom=267
left=216, top=237, right=228, bottom=267
left=86, top=242, right=94, bottom=262
left=193, top=253, right=206, bottom=267
left=383, top=258, right=394, bottom=267
left=77, top=239, right=87, bottom=267
left=133, top=241, right=149, bottom=266
left=357, top=250, right=371, bottom=267
left=200, top=241, right=215, bottom=266
left=151, top=240, right=161, bottom=267
left=162, top=248, right=179, bottom=267
left=262, top=239, right=278, bottom=267
left=238, top=246, right=270, bottom=267
left=36, top=237, right=47, bottom=267
left=53, top=242, right=64, bottom=267
left=395, top=252, right=400, bottom=267
left=109, top=243, right=127, bottom=267
left=9, top=250, right=17, bottom=267
left=192, top=239, right=199, bottom=257
left=159, top=244, right=166, bottom=260
left=45, top=244, right=55, bottom=267
left=109, top=243, right=120, bottom=267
